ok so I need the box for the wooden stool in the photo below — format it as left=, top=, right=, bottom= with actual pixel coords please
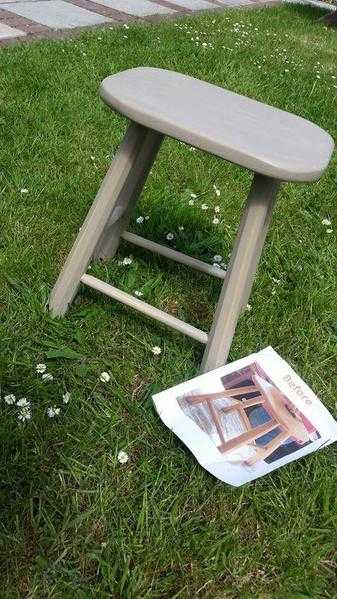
left=183, top=373, right=311, bottom=465
left=49, top=68, right=334, bottom=372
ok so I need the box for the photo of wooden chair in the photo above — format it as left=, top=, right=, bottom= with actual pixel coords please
left=182, top=369, right=312, bottom=466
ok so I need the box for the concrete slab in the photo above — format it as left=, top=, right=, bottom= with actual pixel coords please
left=89, top=0, right=176, bottom=16
left=220, top=0, right=254, bottom=5
left=216, top=0, right=253, bottom=4
left=0, top=22, right=26, bottom=38
left=166, top=0, right=214, bottom=9
left=1, top=0, right=113, bottom=28
left=0, top=0, right=39, bottom=3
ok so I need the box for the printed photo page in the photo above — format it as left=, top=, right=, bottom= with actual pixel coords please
left=152, top=347, right=337, bottom=486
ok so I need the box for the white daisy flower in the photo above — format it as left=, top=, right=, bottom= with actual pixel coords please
left=62, top=392, right=70, bottom=404
left=4, top=394, right=16, bottom=405
left=18, top=406, right=31, bottom=422
left=117, top=450, right=129, bottom=464
left=201, top=204, right=209, bottom=210
left=212, top=218, right=220, bottom=225
left=100, top=372, right=111, bottom=383
left=190, top=193, right=197, bottom=198
left=213, top=255, right=222, bottom=262
left=151, top=346, right=162, bottom=355
left=326, top=228, right=333, bottom=234
left=134, top=290, right=143, bottom=297
left=178, top=226, right=184, bottom=231
left=136, top=216, right=144, bottom=224
left=322, top=218, right=331, bottom=226
left=20, top=188, right=28, bottom=194
left=166, top=233, right=174, bottom=241
left=122, top=257, right=133, bottom=266
left=188, top=199, right=195, bottom=206
left=47, top=406, right=60, bottom=418
left=17, top=398, right=30, bottom=407
left=214, top=206, right=220, bottom=213
left=42, top=373, right=53, bottom=382
left=246, top=303, right=252, bottom=311
left=36, top=363, right=47, bottom=374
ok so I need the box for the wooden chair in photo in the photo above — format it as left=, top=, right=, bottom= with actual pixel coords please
left=49, top=67, right=334, bottom=372
left=183, top=373, right=311, bottom=466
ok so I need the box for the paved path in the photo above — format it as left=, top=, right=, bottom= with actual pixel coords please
left=0, top=0, right=279, bottom=46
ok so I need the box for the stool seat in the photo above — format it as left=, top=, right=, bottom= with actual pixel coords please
left=100, top=67, right=334, bottom=182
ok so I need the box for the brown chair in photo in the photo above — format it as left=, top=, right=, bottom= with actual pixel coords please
left=183, top=374, right=310, bottom=466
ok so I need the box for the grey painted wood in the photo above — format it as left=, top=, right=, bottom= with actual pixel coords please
left=81, top=274, right=209, bottom=344
left=201, top=174, right=280, bottom=373
left=51, top=69, right=334, bottom=371
left=100, top=67, right=334, bottom=182
left=121, top=231, right=227, bottom=279
left=50, top=121, right=157, bottom=316
left=94, top=128, right=163, bottom=261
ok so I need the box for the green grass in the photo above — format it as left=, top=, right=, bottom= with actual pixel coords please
left=0, top=5, right=337, bottom=597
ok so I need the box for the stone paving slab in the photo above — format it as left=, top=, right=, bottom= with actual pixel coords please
left=164, top=0, right=214, bottom=9
left=91, top=0, right=176, bottom=16
left=215, top=0, right=254, bottom=3
left=1, top=0, right=113, bottom=28
left=0, top=20, right=24, bottom=35
left=216, top=0, right=255, bottom=5
left=0, top=0, right=281, bottom=45
left=0, top=0, right=35, bottom=4
left=0, top=6, right=50, bottom=31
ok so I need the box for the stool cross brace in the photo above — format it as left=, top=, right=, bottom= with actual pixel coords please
left=49, top=121, right=280, bottom=373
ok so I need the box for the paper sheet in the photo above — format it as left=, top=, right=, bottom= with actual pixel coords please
left=153, top=347, right=337, bottom=486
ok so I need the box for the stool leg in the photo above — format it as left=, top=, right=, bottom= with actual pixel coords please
left=94, top=128, right=163, bottom=261
left=201, top=174, right=281, bottom=373
left=49, top=122, right=162, bottom=317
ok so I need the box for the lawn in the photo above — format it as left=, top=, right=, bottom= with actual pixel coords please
left=0, top=4, right=337, bottom=597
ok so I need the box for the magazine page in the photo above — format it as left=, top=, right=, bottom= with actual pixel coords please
left=152, top=347, right=337, bottom=486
